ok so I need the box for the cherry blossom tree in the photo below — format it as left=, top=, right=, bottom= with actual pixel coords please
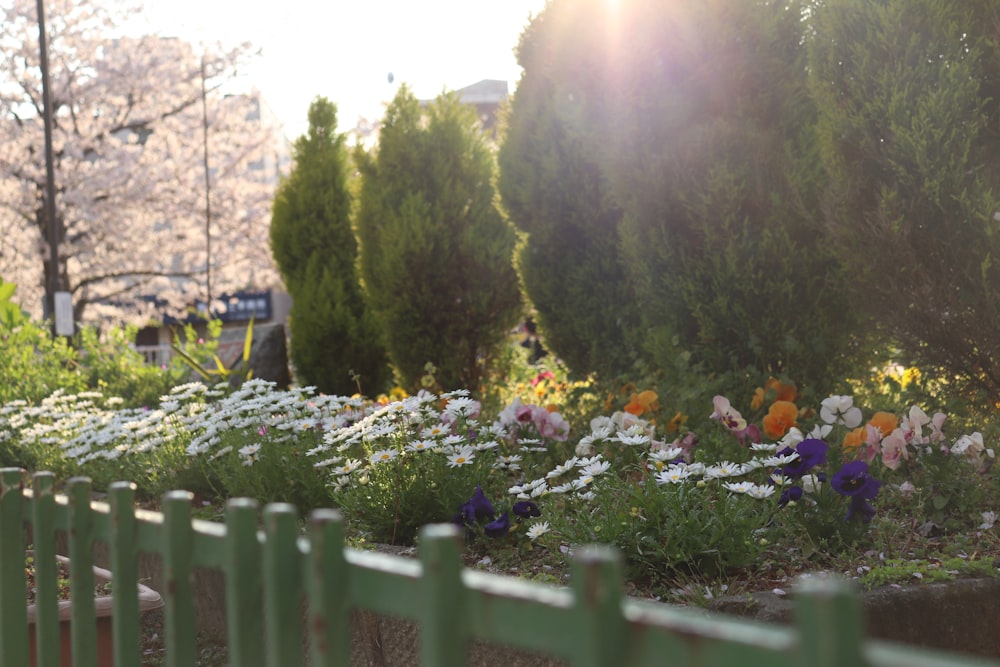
left=0, top=0, right=281, bottom=325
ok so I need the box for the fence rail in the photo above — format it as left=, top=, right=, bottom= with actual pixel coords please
left=1, top=468, right=997, bottom=667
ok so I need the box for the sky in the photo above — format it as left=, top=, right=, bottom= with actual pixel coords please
left=131, top=0, right=549, bottom=139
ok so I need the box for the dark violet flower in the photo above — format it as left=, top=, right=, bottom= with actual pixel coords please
left=512, top=501, right=541, bottom=518
left=846, top=496, right=876, bottom=523
left=780, top=439, right=828, bottom=478
left=778, top=485, right=803, bottom=506
left=831, top=461, right=881, bottom=499
left=456, top=485, right=495, bottom=527
left=484, top=511, right=510, bottom=538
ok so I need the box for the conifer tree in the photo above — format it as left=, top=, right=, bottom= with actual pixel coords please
left=354, top=87, right=522, bottom=392
left=498, top=18, right=639, bottom=381
left=270, top=98, right=390, bottom=395
left=518, top=0, right=868, bottom=394
left=809, top=0, right=1000, bottom=403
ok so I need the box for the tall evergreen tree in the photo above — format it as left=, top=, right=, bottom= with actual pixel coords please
left=809, top=0, right=1000, bottom=403
left=354, top=87, right=523, bottom=393
left=270, top=98, right=390, bottom=395
left=498, top=14, right=639, bottom=382
left=522, top=0, right=868, bottom=394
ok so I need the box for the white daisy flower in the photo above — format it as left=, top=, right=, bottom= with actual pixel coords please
left=332, top=458, right=363, bottom=475
left=526, top=522, right=551, bottom=540
left=576, top=455, right=604, bottom=468
left=446, top=447, right=476, bottom=468
left=581, top=460, right=611, bottom=477
left=647, top=447, right=683, bottom=463
left=761, top=453, right=800, bottom=468
left=750, top=442, right=778, bottom=452
left=370, top=449, right=398, bottom=465
left=313, top=456, right=345, bottom=469
left=746, top=484, right=776, bottom=499
left=421, top=423, right=450, bottom=439
left=615, top=424, right=651, bottom=446
left=704, top=461, right=744, bottom=479
left=654, top=467, right=692, bottom=485
left=473, top=439, right=500, bottom=451
left=723, top=481, right=755, bottom=494
left=546, top=457, right=579, bottom=479
left=405, top=439, right=437, bottom=452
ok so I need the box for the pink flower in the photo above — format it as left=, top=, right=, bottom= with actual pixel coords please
left=710, top=396, right=747, bottom=433
left=929, top=412, right=947, bottom=443
left=537, top=410, right=570, bottom=441
left=856, top=425, right=882, bottom=464
left=881, top=428, right=910, bottom=470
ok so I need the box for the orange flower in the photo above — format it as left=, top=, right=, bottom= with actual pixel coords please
left=765, top=377, right=798, bottom=403
left=624, top=390, right=659, bottom=416
left=665, top=411, right=687, bottom=434
left=868, top=412, right=898, bottom=438
left=750, top=387, right=766, bottom=410
left=842, top=426, right=866, bottom=452
left=763, top=400, right=798, bottom=439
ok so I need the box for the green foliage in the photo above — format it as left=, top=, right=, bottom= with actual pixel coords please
left=860, top=556, right=997, bottom=590
left=498, top=38, right=639, bottom=381
left=170, top=316, right=254, bottom=390
left=549, top=469, right=770, bottom=581
left=513, top=0, right=872, bottom=399
left=354, top=87, right=523, bottom=393
left=75, top=326, right=179, bottom=408
left=270, top=97, right=391, bottom=396
left=808, top=0, right=1000, bottom=405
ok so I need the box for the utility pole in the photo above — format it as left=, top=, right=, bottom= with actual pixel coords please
left=201, top=55, right=213, bottom=311
left=36, top=0, right=72, bottom=335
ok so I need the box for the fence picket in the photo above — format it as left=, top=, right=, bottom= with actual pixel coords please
left=2, top=469, right=999, bottom=667
left=68, top=477, right=98, bottom=667
left=0, top=468, right=28, bottom=667
left=109, top=481, right=141, bottom=667
left=263, top=503, right=304, bottom=667
left=419, top=523, right=467, bottom=667
left=31, top=472, right=60, bottom=667
left=225, top=497, right=265, bottom=667
left=307, top=508, right=351, bottom=667
left=163, top=490, right=196, bottom=667
left=570, top=545, right=627, bottom=667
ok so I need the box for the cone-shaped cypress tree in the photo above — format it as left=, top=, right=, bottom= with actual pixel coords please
left=354, top=87, right=523, bottom=393
left=809, top=0, right=1000, bottom=404
left=270, top=98, right=391, bottom=395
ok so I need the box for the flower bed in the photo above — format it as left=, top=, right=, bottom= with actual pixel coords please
left=1, top=376, right=997, bottom=607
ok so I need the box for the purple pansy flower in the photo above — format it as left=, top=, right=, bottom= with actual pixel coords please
left=484, top=511, right=510, bottom=538
left=512, top=501, right=541, bottom=518
left=778, top=485, right=803, bottom=506
left=454, top=485, right=496, bottom=527
left=780, top=439, right=828, bottom=478
left=831, top=461, right=882, bottom=499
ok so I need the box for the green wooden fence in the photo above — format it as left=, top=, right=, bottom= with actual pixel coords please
left=1, top=468, right=998, bottom=667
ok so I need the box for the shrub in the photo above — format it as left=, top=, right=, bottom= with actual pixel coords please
left=354, top=87, right=522, bottom=393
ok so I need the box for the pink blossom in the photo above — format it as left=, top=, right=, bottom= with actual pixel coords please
left=710, top=395, right=747, bottom=433
left=881, top=428, right=910, bottom=470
